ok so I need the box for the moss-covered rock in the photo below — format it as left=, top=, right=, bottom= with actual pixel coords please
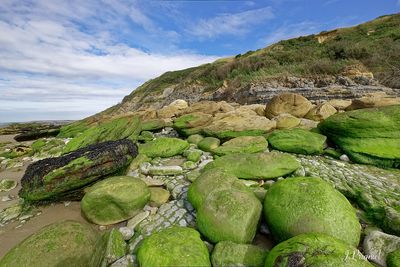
left=187, top=134, right=204, bottom=145
left=0, top=179, right=17, bottom=192
left=188, top=168, right=262, bottom=243
left=318, top=105, right=400, bottom=168
left=203, top=152, right=300, bottom=180
left=264, top=177, right=361, bottom=246
left=173, top=112, right=212, bottom=136
left=267, top=128, right=327, bottom=155
left=197, top=189, right=262, bottom=243
left=149, top=187, right=170, bottom=207
left=188, top=168, right=249, bottom=209
left=198, top=137, right=221, bottom=152
left=388, top=249, right=400, bottom=267
left=58, top=120, right=90, bottom=138
left=213, top=136, right=268, bottom=156
left=141, top=119, right=166, bottom=131
left=265, top=93, right=313, bottom=119
left=91, top=228, right=126, bottom=267
left=81, top=176, right=150, bottom=225
left=264, top=233, right=373, bottom=267
left=184, top=149, right=202, bottom=162
left=0, top=220, right=99, bottom=267
left=20, top=140, right=138, bottom=202
left=64, top=116, right=141, bottom=153
left=211, top=241, right=267, bottom=267
left=139, top=137, right=189, bottom=158
left=137, top=227, right=211, bottom=267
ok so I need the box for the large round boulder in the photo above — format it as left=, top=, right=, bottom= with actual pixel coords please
left=0, top=220, right=99, bottom=267
left=267, top=128, right=327, bottom=155
left=265, top=93, right=313, bottom=119
left=213, top=136, right=268, bottom=156
left=264, top=233, right=373, bottom=267
left=81, top=176, right=150, bottom=225
left=203, top=152, right=300, bottom=180
left=211, top=241, right=267, bottom=267
left=137, top=227, right=211, bottom=267
left=264, top=177, right=361, bottom=246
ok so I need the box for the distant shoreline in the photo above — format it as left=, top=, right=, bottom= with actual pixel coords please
left=0, top=120, right=74, bottom=128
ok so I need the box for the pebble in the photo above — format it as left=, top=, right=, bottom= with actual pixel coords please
left=340, top=154, right=350, bottom=162
left=127, top=211, right=150, bottom=230
left=119, top=226, right=134, bottom=240
left=99, top=225, right=107, bottom=231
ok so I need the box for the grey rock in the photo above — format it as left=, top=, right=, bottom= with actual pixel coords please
left=363, top=230, right=400, bottom=267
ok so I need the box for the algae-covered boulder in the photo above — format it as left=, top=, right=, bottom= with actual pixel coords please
left=188, top=168, right=262, bottom=244
left=264, top=177, right=361, bottom=246
left=187, top=134, right=204, bottom=145
left=211, top=241, right=267, bottom=267
left=197, top=189, right=262, bottom=244
left=0, top=220, right=99, bottom=267
left=20, top=140, right=138, bottom=202
left=203, top=152, right=300, bottom=180
left=64, top=116, right=141, bottom=153
left=173, top=112, right=212, bottom=136
left=213, top=136, right=268, bottom=156
left=137, top=227, right=211, bottom=267
left=264, top=233, right=373, bottom=267
left=318, top=105, right=400, bottom=168
left=265, top=93, right=313, bottom=119
left=267, top=128, right=327, bottom=155
left=91, top=228, right=126, bottom=267
left=188, top=168, right=249, bottom=209
left=58, top=120, right=90, bottom=138
left=198, top=137, right=221, bottom=152
left=81, top=176, right=150, bottom=225
left=139, top=137, right=189, bottom=158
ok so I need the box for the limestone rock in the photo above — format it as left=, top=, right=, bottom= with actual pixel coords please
left=184, top=101, right=234, bottom=115
left=0, top=220, right=99, bottom=267
left=326, top=99, right=352, bottom=110
left=20, top=139, right=138, bottom=202
left=157, top=99, right=188, bottom=119
left=363, top=230, right=400, bottom=266
left=213, top=136, right=268, bottom=156
left=81, top=176, right=150, bottom=225
left=137, top=227, right=211, bottom=267
left=272, top=113, right=301, bottom=129
left=265, top=93, right=313, bottom=119
left=264, top=177, right=361, bottom=246
left=347, top=94, right=400, bottom=110
left=305, top=102, right=337, bottom=121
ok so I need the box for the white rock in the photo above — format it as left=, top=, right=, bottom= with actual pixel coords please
left=363, top=230, right=400, bottom=266
left=119, top=226, right=134, bottom=241
left=127, top=211, right=150, bottom=230
left=340, top=154, right=350, bottom=162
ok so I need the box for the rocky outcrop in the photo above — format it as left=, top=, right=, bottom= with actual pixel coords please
left=265, top=93, right=313, bottom=119
left=19, top=139, right=138, bottom=202
left=318, top=105, right=400, bottom=168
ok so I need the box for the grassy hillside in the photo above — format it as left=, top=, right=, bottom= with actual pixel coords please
left=114, top=14, right=400, bottom=112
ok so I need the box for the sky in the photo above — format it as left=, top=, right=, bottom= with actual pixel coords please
left=0, top=0, right=399, bottom=122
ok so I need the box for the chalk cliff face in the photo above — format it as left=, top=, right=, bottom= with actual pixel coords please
left=98, top=14, right=400, bottom=118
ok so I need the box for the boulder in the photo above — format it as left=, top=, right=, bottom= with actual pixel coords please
left=264, top=177, right=361, bottom=246
left=318, top=105, right=400, bottom=168
left=173, top=112, right=212, bottom=136
left=203, top=152, right=300, bottom=180
left=202, top=112, right=276, bottom=139
left=81, top=176, right=150, bottom=225
left=184, top=149, right=202, bottom=162
left=267, top=128, right=327, bottom=155
left=19, top=139, right=138, bottom=202
left=213, top=136, right=268, bottom=156
left=197, top=189, right=262, bottom=244
left=188, top=168, right=262, bottom=243
left=265, top=93, right=313, bottom=119
left=211, top=241, right=267, bottom=267
left=264, top=233, right=373, bottom=267
left=326, top=99, right=352, bottom=110
left=272, top=113, right=301, bottom=129
left=347, top=94, right=400, bottom=110
left=57, top=120, right=90, bottom=138
left=139, top=137, right=189, bottom=158
left=157, top=99, right=188, bottom=119
left=0, top=220, right=99, bottom=267
left=187, top=134, right=204, bottom=145
left=198, top=137, right=221, bottom=152
left=141, top=119, right=167, bottom=131
left=137, top=227, right=211, bottom=267
left=363, top=230, right=400, bottom=267
left=64, top=116, right=141, bottom=153
left=14, top=128, right=60, bottom=142
left=305, top=103, right=337, bottom=121
left=149, top=187, right=170, bottom=207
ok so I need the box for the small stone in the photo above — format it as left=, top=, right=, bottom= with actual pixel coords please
left=127, top=211, right=150, bottom=230
left=63, top=201, right=71, bottom=207
left=119, top=226, right=134, bottom=241
left=0, top=179, right=17, bottom=192
left=148, top=165, right=183, bottom=176
left=139, top=162, right=152, bottom=175
left=140, top=176, right=164, bottom=186
left=340, top=154, right=350, bottom=162
left=99, top=225, right=107, bottom=231
left=149, top=187, right=171, bottom=207
left=182, top=161, right=197, bottom=170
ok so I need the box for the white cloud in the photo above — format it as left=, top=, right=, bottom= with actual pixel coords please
left=0, top=0, right=218, bottom=122
left=188, top=7, right=275, bottom=39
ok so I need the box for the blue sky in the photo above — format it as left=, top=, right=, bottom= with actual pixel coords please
left=0, top=0, right=399, bottom=122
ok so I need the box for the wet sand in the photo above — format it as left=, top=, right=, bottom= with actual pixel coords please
left=0, top=134, right=92, bottom=258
